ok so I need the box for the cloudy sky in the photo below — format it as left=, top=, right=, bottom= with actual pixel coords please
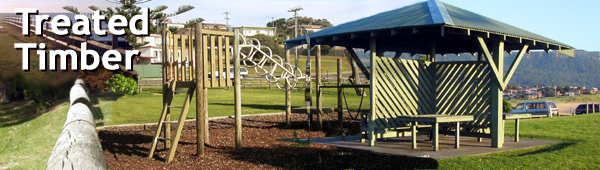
left=2, top=0, right=599, bottom=51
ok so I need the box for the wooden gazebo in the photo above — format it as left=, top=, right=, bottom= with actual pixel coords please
left=285, top=0, right=574, bottom=149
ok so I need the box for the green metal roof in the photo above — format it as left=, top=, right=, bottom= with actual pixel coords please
left=285, top=0, right=574, bottom=54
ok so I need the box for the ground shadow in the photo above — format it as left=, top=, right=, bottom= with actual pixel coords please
left=98, top=130, right=156, bottom=160
left=224, top=145, right=438, bottom=169
left=511, top=141, right=576, bottom=157
left=208, top=113, right=362, bottom=137
left=88, top=92, right=124, bottom=126
left=210, top=103, right=287, bottom=111
left=0, top=100, right=58, bottom=127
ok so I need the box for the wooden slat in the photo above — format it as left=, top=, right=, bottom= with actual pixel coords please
left=378, top=58, right=419, bottom=115
left=210, top=35, right=217, bottom=87
left=225, top=36, right=232, bottom=86
left=181, top=35, right=188, bottom=81
left=434, top=62, right=493, bottom=128
left=218, top=36, right=225, bottom=87
left=173, top=34, right=180, bottom=81
left=203, top=35, right=209, bottom=88
left=189, top=34, right=194, bottom=81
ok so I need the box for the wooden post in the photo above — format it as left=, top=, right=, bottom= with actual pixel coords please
left=368, top=37, right=377, bottom=147
left=433, top=122, right=439, bottom=151
left=194, top=23, right=205, bottom=157
left=337, top=59, right=343, bottom=128
left=491, top=40, right=505, bottom=148
left=515, top=119, right=520, bottom=142
left=285, top=36, right=291, bottom=128
left=234, top=29, right=242, bottom=149
left=411, top=122, right=417, bottom=149
left=316, top=45, right=323, bottom=131
left=455, top=122, right=460, bottom=148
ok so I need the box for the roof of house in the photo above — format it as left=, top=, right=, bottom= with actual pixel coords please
left=284, top=0, right=574, bottom=56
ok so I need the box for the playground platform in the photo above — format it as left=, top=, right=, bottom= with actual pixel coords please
left=303, top=135, right=561, bottom=159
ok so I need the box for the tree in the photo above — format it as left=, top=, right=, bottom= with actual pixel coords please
left=564, top=85, right=570, bottom=92
left=63, top=0, right=194, bottom=48
left=184, top=17, right=205, bottom=28
left=269, top=16, right=333, bottom=36
left=168, top=26, right=181, bottom=33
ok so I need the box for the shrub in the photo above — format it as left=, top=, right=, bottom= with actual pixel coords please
left=503, top=99, right=512, bottom=113
left=105, top=74, right=138, bottom=95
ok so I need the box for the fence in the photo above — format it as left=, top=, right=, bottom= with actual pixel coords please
left=46, top=79, right=107, bottom=170
left=133, top=65, right=162, bottom=78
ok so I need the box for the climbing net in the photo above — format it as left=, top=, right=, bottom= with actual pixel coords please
left=235, top=34, right=308, bottom=91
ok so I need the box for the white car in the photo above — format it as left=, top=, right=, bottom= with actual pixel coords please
left=510, top=101, right=559, bottom=117
left=210, top=67, right=249, bottom=79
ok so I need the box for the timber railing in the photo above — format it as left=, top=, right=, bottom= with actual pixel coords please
left=46, top=79, right=107, bottom=169
left=1, top=16, right=127, bottom=54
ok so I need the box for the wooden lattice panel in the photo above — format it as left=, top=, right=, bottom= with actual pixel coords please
left=434, top=61, right=492, bottom=128
left=372, top=57, right=435, bottom=129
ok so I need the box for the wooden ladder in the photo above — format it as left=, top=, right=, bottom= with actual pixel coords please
left=148, top=80, right=195, bottom=163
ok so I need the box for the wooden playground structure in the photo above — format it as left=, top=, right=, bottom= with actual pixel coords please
left=147, top=23, right=343, bottom=163
left=148, top=23, right=241, bottom=162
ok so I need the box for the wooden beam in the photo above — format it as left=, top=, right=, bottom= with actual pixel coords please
left=371, top=31, right=379, bottom=37
left=351, top=33, right=361, bottom=39
left=440, top=26, right=445, bottom=37
left=475, top=36, right=503, bottom=88
left=316, top=37, right=326, bottom=43
left=555, top=49, right=575, bottom=57
left=503, top=44, right=529, bottom=89
left=345, top=47, right=371, bottom=80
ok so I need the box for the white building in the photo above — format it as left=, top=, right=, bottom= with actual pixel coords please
left=136, top=34, right=163, bottom=64
left=237, top=26, right=277, bottom=37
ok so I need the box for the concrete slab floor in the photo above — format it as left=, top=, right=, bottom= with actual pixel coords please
left=303, top=135, right=561, bottom=159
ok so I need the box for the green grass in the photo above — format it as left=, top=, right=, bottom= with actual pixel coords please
left=0, top=101, right=69, bottom=169
left=104, top=86, right=370, bottom=125
left=440, top=114, right=600, bottom=169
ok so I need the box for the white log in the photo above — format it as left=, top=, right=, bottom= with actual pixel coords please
left=47, top=79, right=107, bottom=170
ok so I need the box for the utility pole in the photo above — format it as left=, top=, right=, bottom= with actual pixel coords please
left=271, top=17, right=274, bottom=27
left=288, top=6, right=303, bottom=65
left=224, top=12, right=230, bottom=30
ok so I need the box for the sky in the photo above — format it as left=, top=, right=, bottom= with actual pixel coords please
left=1, top=0, right=598, bottom=51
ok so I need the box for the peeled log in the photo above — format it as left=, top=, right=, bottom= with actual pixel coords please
left=46, top=79, right=107, bottom=170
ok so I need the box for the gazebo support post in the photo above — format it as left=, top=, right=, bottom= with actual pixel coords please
left=368, top=37, right=377, bottom=146
left=490, top=40, right=505, bottom=148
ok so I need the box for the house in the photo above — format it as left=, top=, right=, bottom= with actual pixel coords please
left=236, top=26, right=277, bottom=37
left=203, top=23, right=228, bottom=31
left=569, top=89, right=582, bottom=95
left=135, top=34, right=163, bottom=64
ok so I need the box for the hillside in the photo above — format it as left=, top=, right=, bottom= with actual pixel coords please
left=352, top=49, right=600, bottom=88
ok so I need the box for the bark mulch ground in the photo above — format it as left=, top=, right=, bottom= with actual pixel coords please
left=98, top=112, right=438, bottom=169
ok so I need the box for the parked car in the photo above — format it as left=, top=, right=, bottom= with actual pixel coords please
left=575, top=103, right=600, bottom=114
left=208, top=67, right=249, bottom=79
left=510, top=101, right=559, bottom=116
